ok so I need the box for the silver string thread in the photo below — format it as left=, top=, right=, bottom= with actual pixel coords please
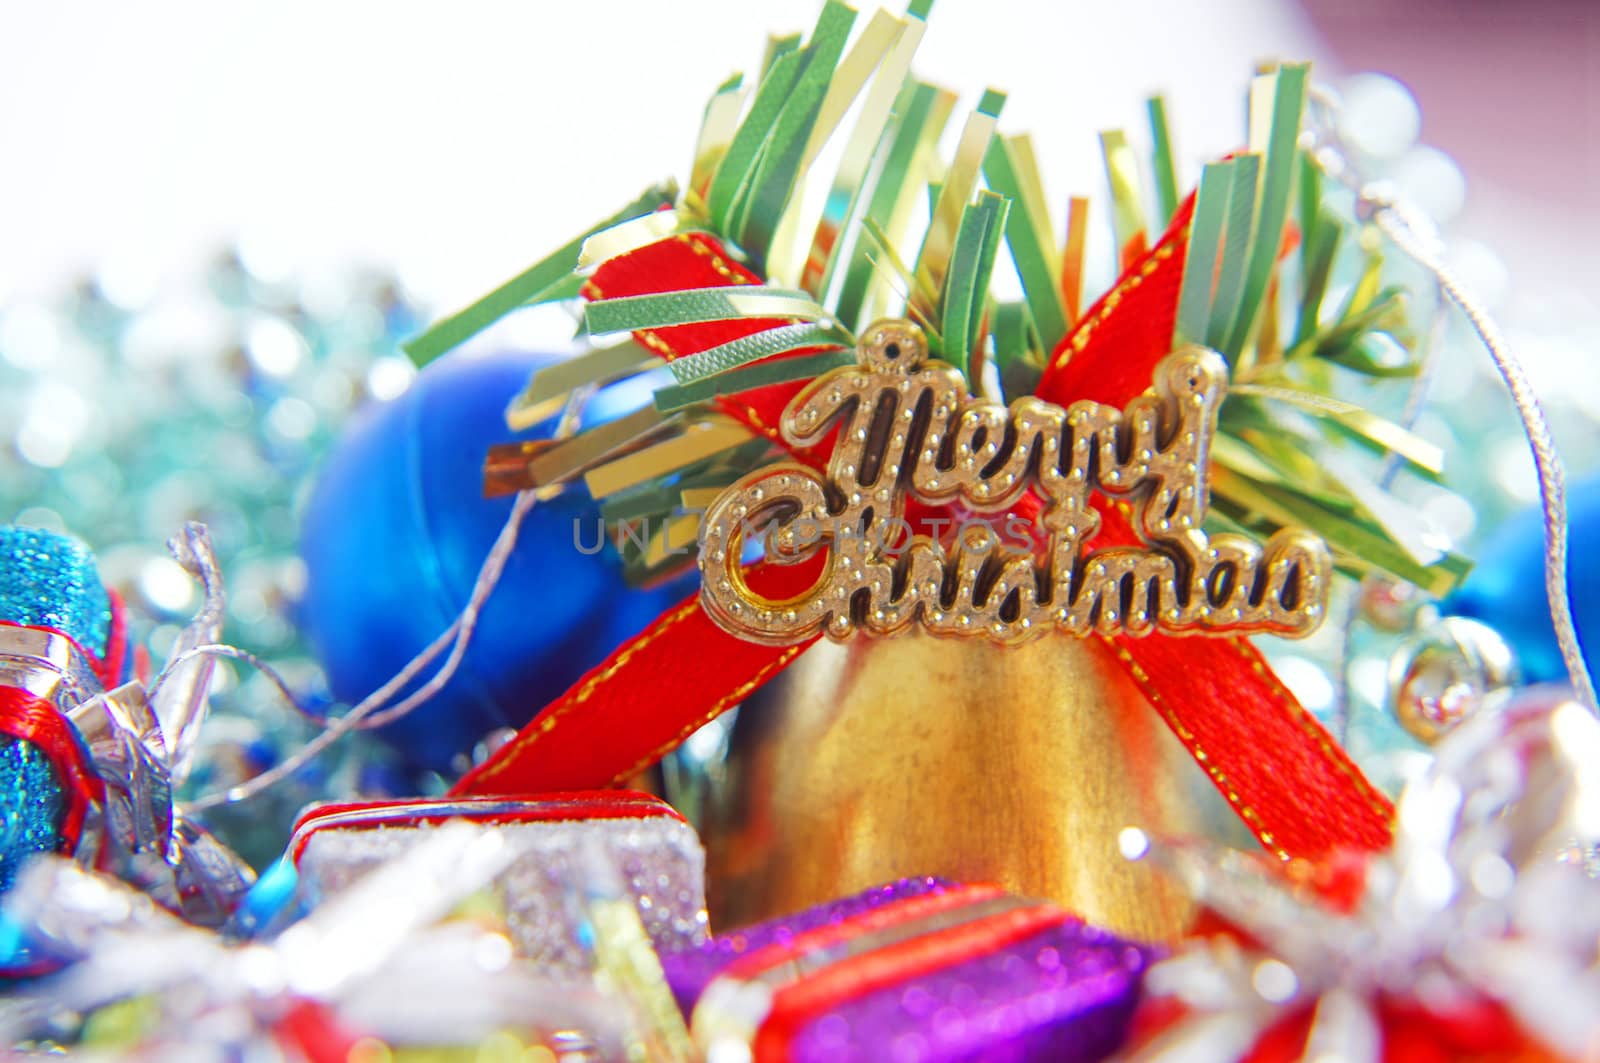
left=179, top=383, right=596, bottom=810
left=1305, top=103, right=1597, bottom=717
left=186, top=488, right=539, bottom=810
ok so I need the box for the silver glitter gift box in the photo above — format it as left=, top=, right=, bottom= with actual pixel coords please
left=289, top=791, right=709, bottom=979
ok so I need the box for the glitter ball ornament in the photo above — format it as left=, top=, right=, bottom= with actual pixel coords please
left=1386, top=615, right=1519, bottom=743
left=1356, top=575, right=1424, bottom=635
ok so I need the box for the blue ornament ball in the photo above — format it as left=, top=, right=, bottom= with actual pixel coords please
left=1447, top=472, right=1600, bottom=684
left=299, top=350, right=694, bottom=773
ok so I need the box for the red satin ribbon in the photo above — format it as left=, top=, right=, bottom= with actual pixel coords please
left=756, top=903, right=1069, bottom=1061
left=1032, top=199, right=1391, bottom=858
left=273, top=999, right=365, bottom=1063
left=1131, top=982, right=1535, bottom=1061
left=454, top=219, right=1394, bottom=860
left=98, top=590, right=128, bottom=691
left=288, top=790, right=682, bottom=863
left=454, top=555, right=825, bottom=796
left=720, top=884, right=1006, bottom=983
left=0, top=687, right=105, bottom=853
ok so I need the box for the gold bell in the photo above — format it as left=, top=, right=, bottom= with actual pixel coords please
left=704, top=630, right=1237, bottom=943
left=693, top=319, right=1321, bottom=943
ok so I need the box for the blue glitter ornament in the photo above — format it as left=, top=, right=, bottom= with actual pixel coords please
left=0, top=527, right=111, bottom=656
left=0, top=736, right=67, bottom=895
left=0, top=527, right=110, bottom=897
left=299, top=350, right=694, bottom=773
left=1448, top=472, right=1600, bottom=684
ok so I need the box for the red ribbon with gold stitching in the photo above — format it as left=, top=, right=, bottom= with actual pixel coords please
left=453, top=217, right=1394, bottom=860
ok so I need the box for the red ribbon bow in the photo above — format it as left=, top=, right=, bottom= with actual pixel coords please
left=454, top=207, right=1394, bottom=864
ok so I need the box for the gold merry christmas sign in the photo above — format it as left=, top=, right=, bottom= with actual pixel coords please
left=698, top=320, right=1331, bottom=647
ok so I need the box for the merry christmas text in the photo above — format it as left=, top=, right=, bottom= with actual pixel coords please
left=697, top=320, right=1332, bottom=647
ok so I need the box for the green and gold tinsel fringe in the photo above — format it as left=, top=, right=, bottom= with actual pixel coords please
left=405, top=0, right=1471, bottom=596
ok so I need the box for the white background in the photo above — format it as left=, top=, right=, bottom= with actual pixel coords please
left=0, top=0, right=1321, bottom=309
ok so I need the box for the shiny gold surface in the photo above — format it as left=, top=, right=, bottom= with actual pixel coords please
left=706, top=629, right=1230, bottom=943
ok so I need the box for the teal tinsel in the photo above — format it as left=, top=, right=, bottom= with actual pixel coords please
left=0, top=258, right=421, bottom=869
left=0, top=736, right=66, bottom=894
